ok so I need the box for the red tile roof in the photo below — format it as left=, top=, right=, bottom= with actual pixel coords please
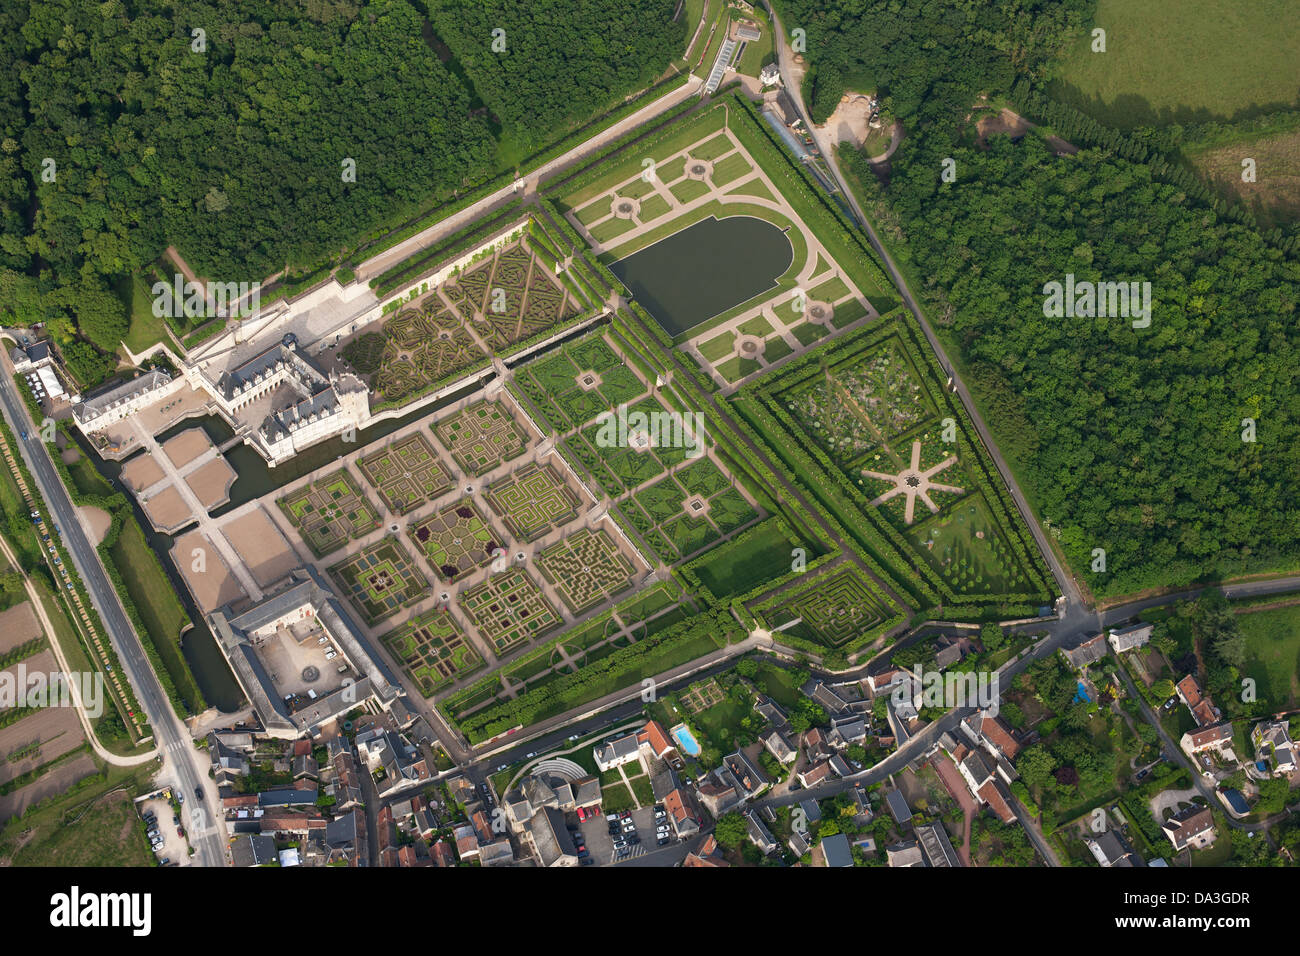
left=641, top=720, right=675, bottom=758
left=977, top=780, right=1016, bottom=824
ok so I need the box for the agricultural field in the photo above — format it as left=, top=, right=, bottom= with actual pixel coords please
left=536, top=527, right=637, bottom=613
left=277, top=468, right=381, bottom=557
left=484, top=461, right=583, bottom=543
left=1047, top=0, right=1300, bottom=129
left=433, top=399, right=531, bottom=476
left=512, top=331, right=648, bottom=433
left=407, top=498, right=502, bottom=583
left=380, top=608, right=483, bottom=696
left=357, top=433, right=453, bottom=516
left=616, top=454, right=758, bottom=564
left=459, top=567, right=563, bottom=655
left=328, top=539, right=428, bottom=626
left=1186, top=121, right=1300, bottom=229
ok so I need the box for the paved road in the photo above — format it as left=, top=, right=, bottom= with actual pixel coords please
left=0, top=375, right=228, bottom=867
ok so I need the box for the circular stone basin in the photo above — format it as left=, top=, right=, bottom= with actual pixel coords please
left=302, top=666, right=319, bottom=683
left=618, top=201, right=633, bottom=214
left=453, top=538, right=462, bottom=545
left=691, top=164, right=706, bottom=176
left=740, top=340, right=758, bottom=354
left=905, top=475, right=921, bottom=487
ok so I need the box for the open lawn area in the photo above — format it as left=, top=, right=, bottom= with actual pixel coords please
left=1048, top=0, right=1300, bottom=128
left=1233, top=603, right=1300, bottom=709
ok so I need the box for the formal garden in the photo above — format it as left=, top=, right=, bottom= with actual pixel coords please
left=749, top=561, right=907, bottom=650
left=512, top=330, right=649, bottom=433
left=615, top=454, right=758, bottom=564
left=407, top=498, right=501, bottom=583
left=380, top=607, right=483, bottom=696
left=327, top=538, right=428, bottom=626
left=357, top=432, right=454, bottom=516
left=536, top=526, right=637, bottom=613
left=458, top=566, right=564, bottom=655
left=484, top=461, right=583, bottom=543
left=276, top=468, right=380, bottom=557
left=433, top=399, right=530, bottom=476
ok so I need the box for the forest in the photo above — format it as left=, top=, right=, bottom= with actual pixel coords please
left=771, top=0, right=1092, bottom=126
left=0, top=0, right=681, bottom=384
left=818, top=5, right=1300, bottom=595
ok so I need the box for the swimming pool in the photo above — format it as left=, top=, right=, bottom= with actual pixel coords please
left=670, top=723, right=702, bottom=757
left=1073, top=681, right=1092, bottom=704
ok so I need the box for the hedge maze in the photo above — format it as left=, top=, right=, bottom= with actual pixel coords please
left=328, top=539, right=427, bottom=626
left=381, top=608, right=483, bottom=696
left=485, top=461, right=582, bottom=542
left=460, top=567, right=563, bottom=654
left=408, top=498, right=501, bottom=583
left=754, top=563, right=904, bottom=649
left=537, top=527, right=636, bottom=613
left=434, top=399, right=530, bottom=476
left=358, top=433, right=453, bottom=515
left=277, top=468, right=380, bottom=557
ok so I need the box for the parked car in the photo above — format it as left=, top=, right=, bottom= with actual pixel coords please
left=194, top=786, right=204, bottom=800
left=657, top=837, right=671, bottom=847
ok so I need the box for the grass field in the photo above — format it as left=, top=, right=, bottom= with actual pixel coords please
left=108, top=515, right=205, bottom=713
left=1048, top=0, right=1300, bottom=128
left=1186, top=121, right=1300, bottom=228
left=689, top=518, right=799, bottom=600
left=0, top=765, right=156, bottom=867
left=1233, top=603, right=1300, bottom=708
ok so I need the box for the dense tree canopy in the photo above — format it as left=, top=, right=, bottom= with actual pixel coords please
left=772, top=0, right=1090, bottom=124
left=858, top=132, right=1300, bottom=594
left=429, top=0, right=684, bottom=151
left=0, top=0, right=680, bottom=377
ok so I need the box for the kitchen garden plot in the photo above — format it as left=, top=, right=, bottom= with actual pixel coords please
left=381, top=608, right=483, bottom=696
left=433, top=399, right=530, bottom=476
left=459, top=567, right=563, bottom=655
left=407, top=498, right=501, bottom=583
left=328, top=539, right=428, bottom=626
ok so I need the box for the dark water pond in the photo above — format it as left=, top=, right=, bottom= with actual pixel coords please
left=609, top=215, right=793, bottom=337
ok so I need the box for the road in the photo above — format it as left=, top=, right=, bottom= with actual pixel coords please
left=0, top=375, right=228, bottom=867
left=762, top=2, right=1088, bottom=626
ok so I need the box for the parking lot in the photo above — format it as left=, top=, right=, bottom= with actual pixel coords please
left=572, top=803, right=679, bottom=866
left=138, top=794, right=190, bottom=866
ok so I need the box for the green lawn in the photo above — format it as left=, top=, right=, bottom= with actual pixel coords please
left=689, top=518, right=797, bottom=599
left=108, top=516, right=205, bottom=714
left=1232, top=603, right=1300, bottom=708
left=119, top=273, right=171, bottom=356
left=1048, top=0, right=1300, bottom=128
left=0, top=764, right=157, bottom=867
